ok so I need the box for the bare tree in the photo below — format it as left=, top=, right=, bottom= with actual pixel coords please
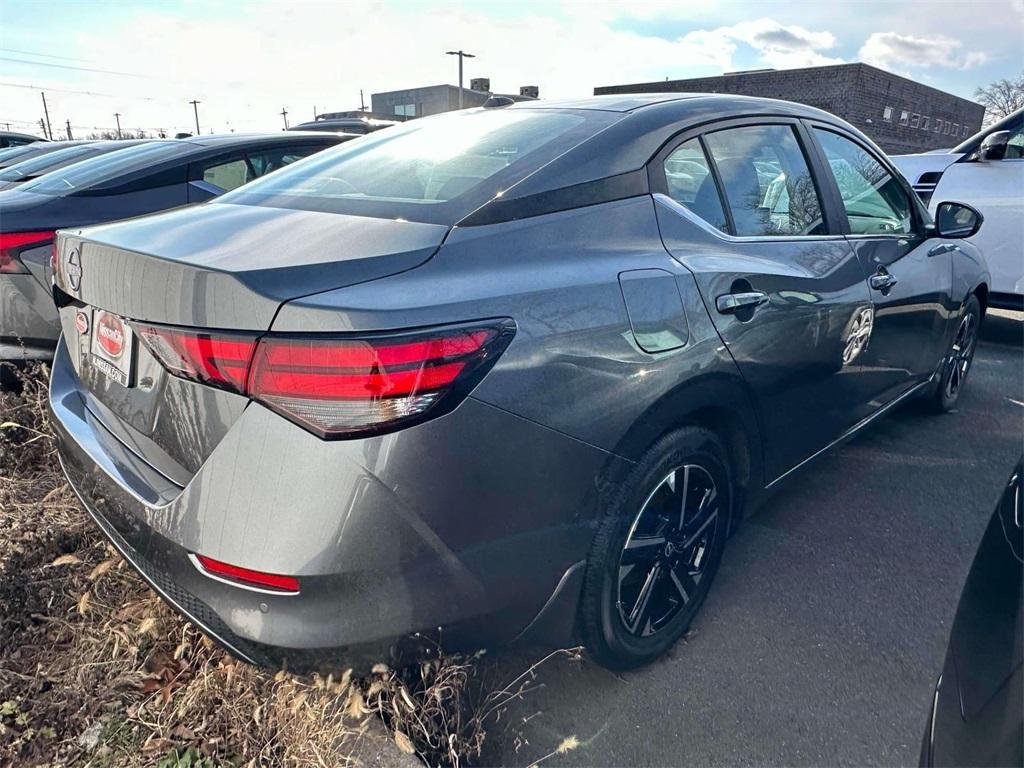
left=974, top=72, right=1024, bottom=126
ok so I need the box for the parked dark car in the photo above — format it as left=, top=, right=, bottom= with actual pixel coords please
left=289, top=117, right=399, bottom=134
left=0, top=140, right=93, bottom=170
left=0, top=140, right=151, bottom=191
left=0, top=132, right=351, bottom=363
left=0, top=130, right=47, bottom=148
left=48, top=95, right=989, bottom=672
left=921, top=459, right=1023, bottom=767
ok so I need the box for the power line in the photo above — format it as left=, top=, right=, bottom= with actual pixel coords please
left=0, top=47, right=99, bottom=63
left=0, top=55, right=155, bottom=79
left=0, top=80, right=159, bottom=101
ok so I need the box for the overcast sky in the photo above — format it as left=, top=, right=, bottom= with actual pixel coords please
left=2, top=0, right=1022, bottom=138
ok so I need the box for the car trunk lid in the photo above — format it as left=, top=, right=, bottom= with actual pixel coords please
left=53, top=202, right=447, bottom=482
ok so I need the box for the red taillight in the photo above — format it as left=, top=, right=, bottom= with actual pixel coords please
left=134, top=324, right=257, bottom=392
left=247, top=324, right=513, bottom=437
left=193, top=554, right=300, bottom=593
left=134, top=320, right=515, bottom=438
left=0, top=230, right=54, bottom=274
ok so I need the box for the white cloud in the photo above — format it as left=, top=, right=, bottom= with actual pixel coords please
left=677, top=18, right=844, bottom=70
left=859, top=32, right=990, bottom=71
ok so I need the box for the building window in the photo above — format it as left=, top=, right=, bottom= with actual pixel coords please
left=952, top=123, right=959, bottom=135
left=899, top=110, right=909, bottom=126
left=921, top=116, right=930, bottom=131
left=934, top=119, right=942, bottom=134
left=393, top=103, right=416, bottom=117
left=943, top=121, right=950, bottom=135
left=883, top=106, right=894, bottom=122
left=963, top=125, right=970, bottom=138
left=910, top=113, right=920, bottom=129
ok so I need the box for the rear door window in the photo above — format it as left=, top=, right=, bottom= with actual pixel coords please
left=246, top=145, right=324, bottom=178
left=703, top=125, right=826, bottom=237
left=813, top=129, right=913, bottom=236
left=201, top=156, right=253, bottom=192
left=662, top=138, right=728, bottom=233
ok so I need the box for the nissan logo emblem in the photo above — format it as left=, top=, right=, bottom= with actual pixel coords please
left=66, top=249, right=82, bottom=291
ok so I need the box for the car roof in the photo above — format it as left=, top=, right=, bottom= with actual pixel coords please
left=182, top=132, right=350, bottom=147
left=486, top=93, right=862, bottom=208
left=510, top=92, right=839, bottom=122
left=1, top=130, right=49, bottom=141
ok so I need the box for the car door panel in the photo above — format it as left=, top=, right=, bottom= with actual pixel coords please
left=844, top=237, right=953, bottom=401
left=651, top=120, right=880, bottom=482
left=655, top=197, right=875, bottom=482
left=808, top=124, right=955, bottom=405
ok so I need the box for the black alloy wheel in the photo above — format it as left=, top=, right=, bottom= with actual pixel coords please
left=580, top=427, right=731, bottom=670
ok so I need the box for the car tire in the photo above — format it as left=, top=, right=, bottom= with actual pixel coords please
left=924, top=294, right=981, bottom=413
left=579, top=426, right=731, bottom=670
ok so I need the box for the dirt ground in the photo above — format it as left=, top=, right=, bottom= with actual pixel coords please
left=0, top=364, right=571, bottom=767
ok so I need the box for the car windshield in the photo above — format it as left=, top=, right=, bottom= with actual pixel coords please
left=0, top=143, right=108, bottom=181
left=19, top=141, right=186, bottom=194
left=220, top=108, right=614, bottom=223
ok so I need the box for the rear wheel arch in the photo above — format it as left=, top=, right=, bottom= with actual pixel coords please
left=604, top=375, right=764, bottom=525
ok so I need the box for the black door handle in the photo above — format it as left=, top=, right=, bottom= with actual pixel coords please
left=869, top=271, right=898, bottom=292
left=716, top=291, right=770, bottom=314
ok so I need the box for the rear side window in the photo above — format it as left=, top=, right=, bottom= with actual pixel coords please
left=663, top=138, right=727, bottom=233
left=246, top=145, right=324, bottom=177
left=813, top=129, right=913, bottom=236
left=201, top=157, right=252, bottom=192
left=703, top=125, right=825, bottom=237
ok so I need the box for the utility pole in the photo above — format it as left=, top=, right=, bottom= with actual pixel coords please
left=188, top=100, right=201, bottom=135
left=360, top=89, right=366, bottom=111
left=39, top=118, right=46, bottom=136
left=65, top=119, right=73, bottom=140
left=40, top=91, right=53, bottom=139
left=445, top=49, right=476, bottom=110
left=280, top=107, right=289, bottom=130
left=113, top=112, right=122, bottom=139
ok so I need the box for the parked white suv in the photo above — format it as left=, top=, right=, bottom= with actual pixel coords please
left=893, top=109, right=1023, bottom=310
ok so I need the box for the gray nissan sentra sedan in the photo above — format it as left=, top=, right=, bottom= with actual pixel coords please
left=48, top=95, right=989, bottom=671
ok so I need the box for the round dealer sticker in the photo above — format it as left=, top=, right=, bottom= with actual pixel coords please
left=75, top=311, right=89, bottom=335
left=96, top=313, right=126, bottom=359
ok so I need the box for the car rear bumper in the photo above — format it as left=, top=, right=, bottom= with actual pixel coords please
left=0, top=274, right=60, bottom=361
left=49, top=338, right=627, bottom=669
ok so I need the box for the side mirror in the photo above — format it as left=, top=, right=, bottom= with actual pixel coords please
left=934, top=201, right=983, bottom=239
left=979, top=130, right=1010, bottom=161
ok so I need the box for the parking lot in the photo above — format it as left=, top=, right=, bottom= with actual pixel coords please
left=483, top=310, right=1023, bottom=767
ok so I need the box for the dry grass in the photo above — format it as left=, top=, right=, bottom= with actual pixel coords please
left=0, top=363, right=576, bottom=767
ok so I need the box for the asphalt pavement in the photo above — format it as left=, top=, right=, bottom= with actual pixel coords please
left=482, top=310, right=1023, bottom=767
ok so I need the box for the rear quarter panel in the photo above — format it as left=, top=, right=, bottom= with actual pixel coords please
left=273, top=195, right=761, bottom=476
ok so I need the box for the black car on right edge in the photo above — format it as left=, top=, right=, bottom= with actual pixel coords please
left=922, top=459, right=1023, bottom=767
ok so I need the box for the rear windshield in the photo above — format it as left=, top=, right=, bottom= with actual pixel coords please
left=19, top=141, right=187, bottom=194
left=219, top=108, right=615, bottom=224
left=0, top=144, right=50, bottom=166
left=0, top=143, right=109, bottom=181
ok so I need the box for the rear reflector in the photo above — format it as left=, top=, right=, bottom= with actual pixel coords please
left=0, top=230, right=54, bottom=274
left=134, top=320, right=515, bottom=438
left=192, top=554, right=300, bottom=593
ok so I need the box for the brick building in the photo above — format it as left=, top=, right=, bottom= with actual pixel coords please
left=371, top=80, right=538, bottom=119
left=594, top=63, right=984, bottom=154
